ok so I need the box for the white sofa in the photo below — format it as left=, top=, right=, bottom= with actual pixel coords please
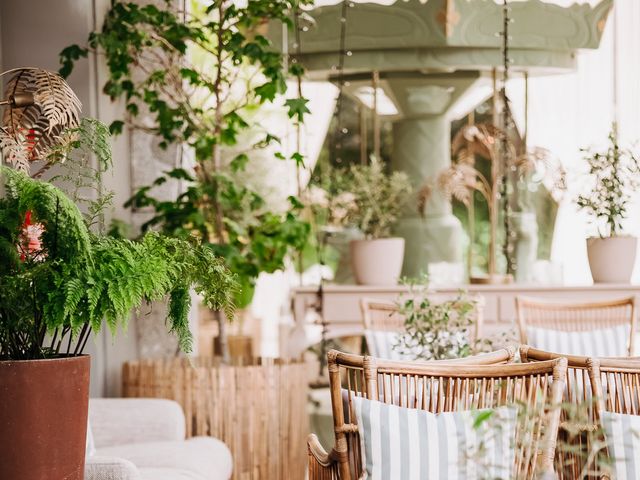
left=85, top=398, right=232, bottom=480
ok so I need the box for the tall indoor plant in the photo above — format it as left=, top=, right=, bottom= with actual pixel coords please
left=61, top=0, right=311, bottom=361
left=577, top=127, right=640, bottom=283
left=0, top=68, right=235, bottom=480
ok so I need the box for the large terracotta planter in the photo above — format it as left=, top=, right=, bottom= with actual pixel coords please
left=350, top=237, right=405, bottom=285
left=123, top=357, right=311, bottom=480
left=587, top=236, right=637, bottom=283
left=0, top=355, right=90, bottom=480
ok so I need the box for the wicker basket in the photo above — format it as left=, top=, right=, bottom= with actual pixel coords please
left=122, top=357, right=312, bottom=480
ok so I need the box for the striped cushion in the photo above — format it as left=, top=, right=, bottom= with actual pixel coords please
left=527, top=324, right=630, bottom=356
left=352, top=396, right=516, bottom=479
left=364, top=330, right=408, bottom=360
left=602, top=411, right=640, bottom=479
left=365, top=330, right=469, bottom=361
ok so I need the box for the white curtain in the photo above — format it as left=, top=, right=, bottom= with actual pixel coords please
left=509, top=0, right=640, bottom=284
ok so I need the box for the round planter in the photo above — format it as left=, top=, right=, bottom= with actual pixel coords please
left=0, top=355, right=90, bottom=480
left=587, top=236, right=638, bottom=283
left=350, top=237, right=405, bottom=285
left=122, top=357, right=312, bottom=480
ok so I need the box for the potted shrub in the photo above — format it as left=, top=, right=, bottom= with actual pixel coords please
left=61, top=4, right=315, bottom=478
left=61, top=0, right=311, bottom=362
left=576, top=127, right=640, bottom=283
left=339, top=159, right=411, bottom=285
left=0, top=69, right=235, bottom=479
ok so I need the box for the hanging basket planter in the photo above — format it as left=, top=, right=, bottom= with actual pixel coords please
left=122, top=357, right=312, bottom=480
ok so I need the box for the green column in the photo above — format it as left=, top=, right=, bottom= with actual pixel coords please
left=391, top=114, right=463, bottom=278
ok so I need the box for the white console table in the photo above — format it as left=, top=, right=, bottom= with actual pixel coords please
left=285, top=284, right=640, bottom=357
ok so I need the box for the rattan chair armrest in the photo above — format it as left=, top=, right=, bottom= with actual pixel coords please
left=308, top=434, right=340, bottom=479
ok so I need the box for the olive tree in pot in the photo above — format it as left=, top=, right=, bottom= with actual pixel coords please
left=344, top=159, right=412, bottom=285
left=0, top=70, right=235, bottom=480
left=576, top=127, right=640, bottom=283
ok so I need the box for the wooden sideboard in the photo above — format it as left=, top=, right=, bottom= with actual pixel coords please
left=284, top=284, right=640, bottom=357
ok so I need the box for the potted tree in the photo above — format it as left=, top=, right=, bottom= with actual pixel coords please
left=577, top=127, right=640, bottom=283
left=61, top=0, right=311, bottom=362
left=61, top=3, right=314, bottom=478
left=345, top=159, right=412, bottom=285
left=0, top=69, right=235, bottom=480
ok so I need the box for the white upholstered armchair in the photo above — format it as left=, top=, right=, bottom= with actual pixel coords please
left=85, top=398, right=232, bottom=480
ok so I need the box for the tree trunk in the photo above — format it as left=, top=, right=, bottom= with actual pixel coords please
left=214, top=309, right=230, bottom=364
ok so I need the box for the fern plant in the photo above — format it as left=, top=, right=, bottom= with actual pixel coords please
left=0, top=166, right=236, bottom=360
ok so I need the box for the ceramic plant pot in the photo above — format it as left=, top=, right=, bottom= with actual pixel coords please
left=587, top=236, right=637, bottom=283
left=350, top=237, right=405, bottom=285
left=0, top=355, right=90, bottom=480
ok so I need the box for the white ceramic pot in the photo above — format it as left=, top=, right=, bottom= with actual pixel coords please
left=350, top=237, right=405, bottom=286
left=587, top=236, right=637, bottom=283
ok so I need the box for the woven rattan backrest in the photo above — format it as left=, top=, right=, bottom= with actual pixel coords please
left=589, top=357, right=640, bottom=416
left=521, top=345, right=600, bottom=479
left=521, top=346, right=640, bottom=479
left=328, top=348, right=565, bottom=480
left=360, top=295, right=484, bottom=339
left=516, top=296, right=636, bottom=354
left=587, top=358, right=640, bottom=478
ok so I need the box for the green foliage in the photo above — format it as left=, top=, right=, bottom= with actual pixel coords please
left=59, top=0, right=311, bottom=150
left=47, top=118, right=114, bottom=228
left=0, top=167, right=236, bottom=360
left=126, top=169, right=309, bottom=308
left=576, top=127, right=640, bottom=238
left=60, top=0, right=313, bottom=310
left=393, top=282, right=478, bottom=361
left=307, top=159, right=412, bottom=239
left=346, top=159, right=412, bottom=239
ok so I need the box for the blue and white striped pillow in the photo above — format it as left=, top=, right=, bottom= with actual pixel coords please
left=352, top=396, right=516, bottom=479
left=527, top=324, right=630, bottom=357
left=364, top=330, right=407, bottom=360
left=601, top=411, right=640, bottom=480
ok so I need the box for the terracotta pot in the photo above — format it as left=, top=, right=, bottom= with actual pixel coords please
left=0, top=355, right=90, bottom=480
left=587, top=236, right=637, bottom=283
left=350, top=237, right=405, bottom=285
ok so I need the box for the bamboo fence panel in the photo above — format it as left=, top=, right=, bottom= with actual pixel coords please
left=122, top=357, right=312, bottom=480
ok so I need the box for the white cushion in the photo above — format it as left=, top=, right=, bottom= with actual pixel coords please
left=364, top=330, right=406, bottom=360
left=85, top=456, right=141, bottom=480
left=527, top=324, right=630, bottom=357
left=86, top=420, right=96, bottom=457
left=96, top=437, right=232, bottom=480
left=139, top=468, right=212, bottom=480
left=601, top=411, right=640, bottom=479
left=352, top=396, right=516, bottom=479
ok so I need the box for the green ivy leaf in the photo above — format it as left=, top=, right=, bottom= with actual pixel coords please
left=231, top=153, right=249, bottom=173
left=291, top=152, right=305, bottom=167
left=109, top=120, right=125, bottom=136
left=285, top=98, right=310, bottom=122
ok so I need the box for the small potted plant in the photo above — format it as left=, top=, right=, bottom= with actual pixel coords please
left=576, top=127, right=640, bottom=283
left=393, top=281, right=483, bottom=360
left=345, top=159, right=412, bottom=285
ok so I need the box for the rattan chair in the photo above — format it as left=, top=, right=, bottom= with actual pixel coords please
left=588, top=357, right=640, bottom=479
left=360, top=296, right=484, bottom=357
left=520, top=345, right=640, bottom=479
left=308, top=347, right=566, bottom=480
left=516, top=296, right=637, bottom=355
left=521, top=345, right=601, bottom=479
